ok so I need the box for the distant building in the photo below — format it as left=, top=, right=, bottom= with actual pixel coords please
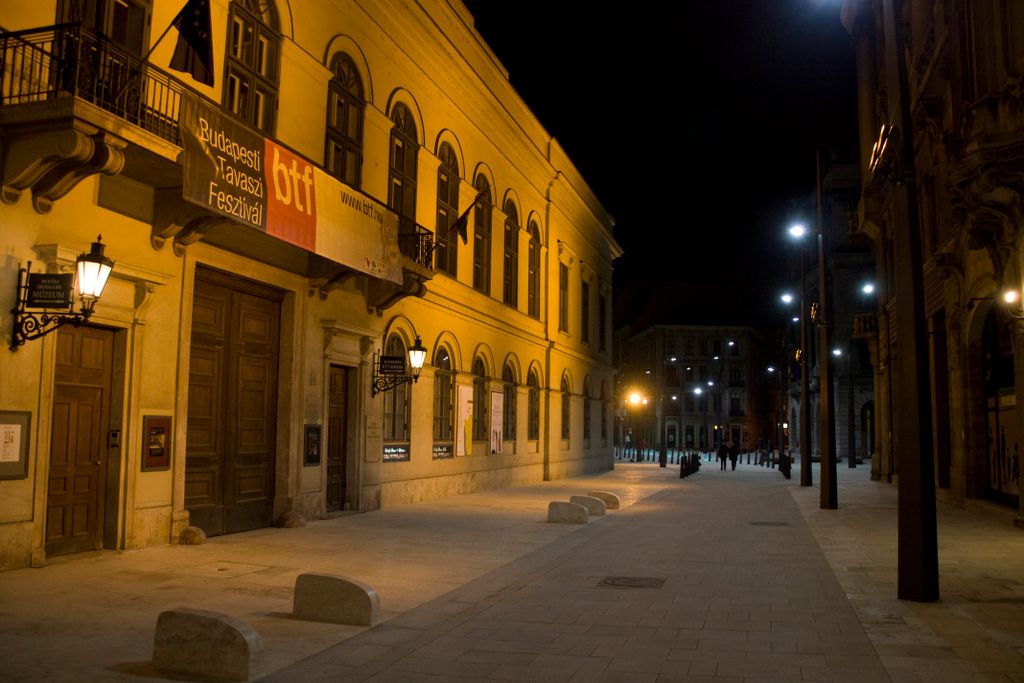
left=614, top=325, right=776, bottom=455
left=0, top=0, right=620, bottom=570
left=841, top=0, right=1024, bottom=522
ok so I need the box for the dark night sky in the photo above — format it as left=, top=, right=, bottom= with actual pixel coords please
left=461, top=0, right=859, bottom=330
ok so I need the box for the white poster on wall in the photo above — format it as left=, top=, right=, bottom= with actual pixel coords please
left=490, top=392, right=504, bottom=454
left=457, top=385, right=473, bottom=456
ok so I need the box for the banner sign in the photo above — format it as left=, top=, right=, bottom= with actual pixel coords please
left=179, top=95, right=402, bottom=283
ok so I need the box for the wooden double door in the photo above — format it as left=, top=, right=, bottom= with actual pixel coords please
left=186, top=269, right=282, bottom=536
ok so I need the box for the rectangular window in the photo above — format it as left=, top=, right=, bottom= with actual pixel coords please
left=598, top=292, right=607, bottom=352
left=558, top=263, right=569, bottom=332
left=581, top=281, right=590, bottom=343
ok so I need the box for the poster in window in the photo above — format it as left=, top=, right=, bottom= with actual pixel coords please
left=490, top=391, right=503, bottom=454
left=0, top=411, right=30, bottom=479
left=304, top=424, right=322, bottom=466
left=457, top=385, right=473, bottom=456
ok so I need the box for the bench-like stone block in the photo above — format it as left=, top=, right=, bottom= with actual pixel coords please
left=547, top=501, right=589, bottom=524
left=293, top=573, right=379, bottom=625
left=152, top=608, right=261, bottom=682
left=587, top=491, right=620, bottom=510
left=570, top=495, right=607, bottom=516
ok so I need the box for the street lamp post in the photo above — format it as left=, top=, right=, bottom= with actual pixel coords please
left=814, top=151, right=838, bottom=510
left=695, top=385, right=709, bottom=457
left=788, top=228, right=813, bottom=487
left=789, top=168, right=838, bottom=510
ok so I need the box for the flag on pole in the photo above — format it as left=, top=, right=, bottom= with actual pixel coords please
left=169, top=0, right=215, bottom=86
left=449, top=188, right=487, bottom=245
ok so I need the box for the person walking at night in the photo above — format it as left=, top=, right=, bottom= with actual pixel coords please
left=718, top=442, right=728, bottom=470
left=729, top=441, right=739, bottom=470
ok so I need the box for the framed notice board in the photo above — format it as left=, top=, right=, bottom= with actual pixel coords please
left=0, top=411, right=30, bottom=479
left=141, top=415, right=171, bottom=471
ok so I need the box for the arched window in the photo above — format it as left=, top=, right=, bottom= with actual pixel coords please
left=432, top=347, right=454, bottom=446
left=389, top=103, right=418, bottom=256
left=527, top=369, right=540, bottom=440
left=527, top=220, right=541, bottom=318
left=434, top=143, right=459, bottom=276
left=472, top=177, right=492, bottom=294
left=325, top=53, right=363, bottom=187
left=472, top=358, right=488, bottom=442
left=583, top=377, right=592, bottom=440
left=503, top=200, right=519, bottom=307
left=224, top=0, right=280, bottom=134
left=600, top=382, right=609, bottom=442
left=502, top=364, right=517, bottom=441
left=560, top=374, right=571, bottom=440
left=382, top=334, right=410, bottom=444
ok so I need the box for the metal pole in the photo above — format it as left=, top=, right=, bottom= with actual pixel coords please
left=817, top=151, right=838, bottom=510
left=848, top=336, right=857, bottom=468
left=800, top=246, right=813, bottom=486
left=882, top=0, right=938, bottom=601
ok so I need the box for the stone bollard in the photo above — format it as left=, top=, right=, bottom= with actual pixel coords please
left=547, top=501, right=588, bottom=524
left=569, top=495, right=607, bottom=516
left=293, top=573, right=379, bottom=625
left=587, top=491, right=620, bottom=510
left=152, top=608, right=262, bottom=682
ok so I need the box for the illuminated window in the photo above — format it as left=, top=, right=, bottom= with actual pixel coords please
left=472, top=358, right=488, bottom=442
left=382, top=335, right=410, bottom=443
left=503, top=200, right=519, bottom=307
left=560, top=374, right=571, bottom=440
left=527, top=370, right=540, bottom=439
left=389, top=103, right=418, bottom=257
left=581, top=280, right=590, bottom=344
left=472, top=177, right=492, bottom=294
left=325, top=53, right=363, bottom=187
left=433, top=347, right=454, bottom=442
left=583, top=377, right=592, bottom=440
left=224, top=0, right=279, bottom=134
left=527, top=221, right=541, bottom=318
left=558, top=263, right=569, bottom=332
left=503, top=364, right=516, bottom=440
left=435, top=143, right=460, bottom=276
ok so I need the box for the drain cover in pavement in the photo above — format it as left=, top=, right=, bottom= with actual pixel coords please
left=190, top=561, right=271, bottom=578
left=596, top=576, right=666, bottom=589
left=749, top=521, right=789, bottom=526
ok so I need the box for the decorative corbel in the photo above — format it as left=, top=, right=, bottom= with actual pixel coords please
left=309, top=269, right=359, bottom=300
left=152, top=187, right=226, bottom=256
left=1, top=127, right=125, bottom=213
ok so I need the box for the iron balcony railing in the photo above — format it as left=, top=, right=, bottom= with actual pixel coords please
left=1, top=22, right=185, bottom=145
left=2, top=23, right=438, bottom=271
left=397, top=217, right=435, bottom=269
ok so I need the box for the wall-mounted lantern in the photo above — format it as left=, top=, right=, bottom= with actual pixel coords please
left=10, top=235, right=114, bottom=350
left=371, top=335, right=427, bottom=396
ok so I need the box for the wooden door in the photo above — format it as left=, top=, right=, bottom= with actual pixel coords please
left=326, top=365, right=350, bottom=512
left=47, top=326, right=114, bottom=557
left=186, top=269, right=281, bottom=536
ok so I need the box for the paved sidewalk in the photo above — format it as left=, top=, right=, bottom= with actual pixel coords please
left=0, top=460, right=1021, bottom=681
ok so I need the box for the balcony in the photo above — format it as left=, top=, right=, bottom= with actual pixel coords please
left=2, top=23, right=433, bottom=306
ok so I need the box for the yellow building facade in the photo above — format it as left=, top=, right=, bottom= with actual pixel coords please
left=0, top=0, right=620, bottom=570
